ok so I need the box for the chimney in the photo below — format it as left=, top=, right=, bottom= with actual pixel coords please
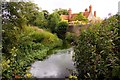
left=85, top=8, right=88, bottom=12
left=89, top=5, right=92, bottom=13
left=84, top=8, right=88, bottom=16
left=68, top=8, right=72, bottom=21
left=94, top=11, right=96, bottom=17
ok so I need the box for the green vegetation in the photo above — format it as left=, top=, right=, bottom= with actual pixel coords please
left=1, top=2, right=63, bottom=78
left=74, top=14, right=120, bottom=79
left=56, top=21, right=69, bottom=39
left=2, top=1, right=120, bottom=79
left=65, top=32, right=78, bottom=45
left=2, top=25, right=62, bottom=78
left=2, top=2, right=72, bottom=79
left=47, top=12, right=61, bottom=33
left=53, top=8, right=69, bottom=15
left=73, top=12, right=88, bottom=23
left=33, top=12, right=48, bottom=29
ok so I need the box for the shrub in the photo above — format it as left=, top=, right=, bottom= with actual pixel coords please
left=55, top=21, right=69, bottom=39
left=2, top=25, right=62, bottom=78
left=74, top=14, right=120, bottom=79
left=65, top=32, right=78, bottom=45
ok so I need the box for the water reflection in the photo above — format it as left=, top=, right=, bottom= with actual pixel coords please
left=29, top=48, right=75, bottom=78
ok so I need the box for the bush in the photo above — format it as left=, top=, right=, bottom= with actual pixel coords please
left=65, top=32, right=78, bottom=45
left=74, top=14, right=120, bottom=79
left=56, top=21, right=69, bottom=39
left=30, top=28, right=62, bottom=48
left=47, top=12, right=61, bottom=33
left=2, top=25, right=62, bottom=78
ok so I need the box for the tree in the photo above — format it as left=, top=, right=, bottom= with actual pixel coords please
left=2, top=2, right=40, bottom=55
left=42, top=10, right=49, bottom=19
left=2, top=2, right=26, bottom=55
left=18, top=2, right=40, bottom=25
left=53, top=8, right=68, bottom=15
left=47, top=12, right=61, bottom=33
left=2, top=2, right=40, bottom=27
left=33, top=12, right=48, bottom=29
left=73, top=12, right=88, bottom=23
left=2, top=2, right=63, bottom=78
left=55, top=21, right=68, bottom=39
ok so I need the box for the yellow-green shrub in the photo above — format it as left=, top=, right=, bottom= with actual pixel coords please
left=2, top=25, right=62, bottom=78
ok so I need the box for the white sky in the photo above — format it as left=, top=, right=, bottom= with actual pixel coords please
left=33, top=0, right=120, bottom=19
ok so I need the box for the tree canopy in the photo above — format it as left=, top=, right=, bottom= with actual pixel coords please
left=73, top=12, right=88, bottom=23
left=2, top=2, right=43, bottom=56
left=47, top=12, right=61, bottom=33
left=53, top=8, right=68, bottom=15
left=55, top=21, right=69, bottom=39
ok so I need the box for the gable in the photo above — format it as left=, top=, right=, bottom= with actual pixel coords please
left=87, top=12, right=95, bottom=20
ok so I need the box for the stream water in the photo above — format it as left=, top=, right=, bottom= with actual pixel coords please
left=29, top=48, right=76, bottom=78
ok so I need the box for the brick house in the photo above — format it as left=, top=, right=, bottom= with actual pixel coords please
left=61, top=5, right=100, bottom=23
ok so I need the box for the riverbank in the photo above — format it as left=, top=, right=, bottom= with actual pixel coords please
left=29, top=47, right=75, bottom=78
left=2, top=26, right=63, bottom=78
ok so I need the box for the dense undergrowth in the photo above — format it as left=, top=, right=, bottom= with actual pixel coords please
left=1, top=2, right=71, bottom=78
left=74, top=14, right=120, bottom=79
left=2, top=25, right=63, bottom=78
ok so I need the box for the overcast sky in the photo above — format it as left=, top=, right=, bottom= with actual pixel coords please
left=33, top=0, right=120, bottom=19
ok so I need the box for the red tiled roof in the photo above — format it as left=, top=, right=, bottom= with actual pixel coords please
left=71, top=13, right=78, bottom=18
left=61, top=15, right=69, bottom=20
left=61, top=10, right=94, bottom=21
left=61, top=5, right=97, bottom=21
